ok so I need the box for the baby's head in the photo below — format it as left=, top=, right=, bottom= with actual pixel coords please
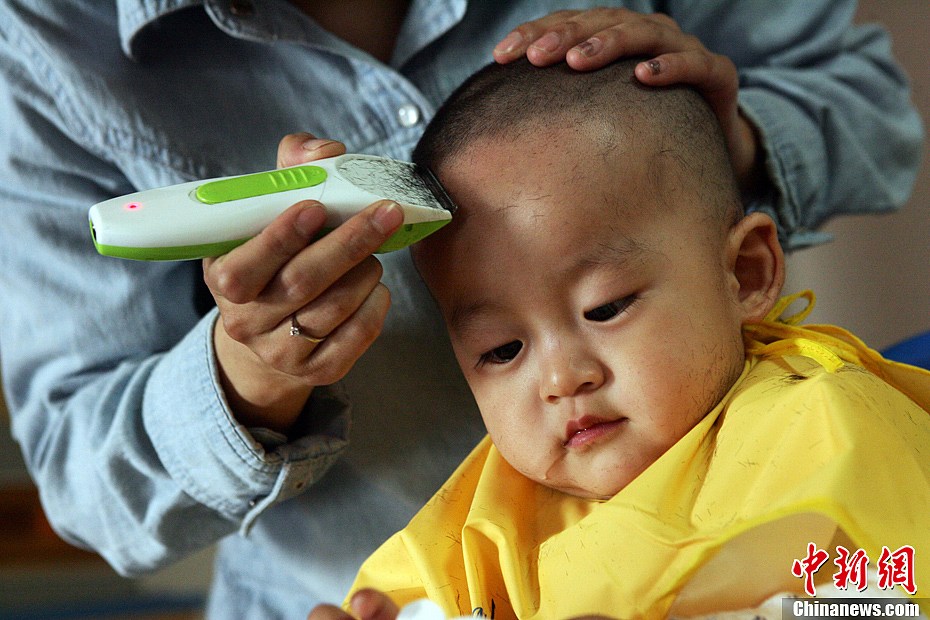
left=412, top=59, right=785, bottom=500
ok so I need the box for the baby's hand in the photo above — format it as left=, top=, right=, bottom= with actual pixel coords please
left=307, top=591, right=471, bottom=620
left=308, top=590, right=618, bottom=620
left=308, top=589, right=402, bottom=620
left=492, top=9, right=759, bottom=194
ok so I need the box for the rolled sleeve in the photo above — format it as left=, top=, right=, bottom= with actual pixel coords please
left=145, top=309, right=350, bottom=532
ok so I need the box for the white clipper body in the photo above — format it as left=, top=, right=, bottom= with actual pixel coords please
left=89, top=154, right=455, bottom=261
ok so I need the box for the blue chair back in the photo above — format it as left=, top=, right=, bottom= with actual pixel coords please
left=883, top=330, right=930, bottom=370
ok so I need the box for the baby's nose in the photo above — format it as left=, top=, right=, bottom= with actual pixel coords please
left=540, top=349, right=605, bottom=403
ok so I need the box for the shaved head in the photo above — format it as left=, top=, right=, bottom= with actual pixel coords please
left=414, top=58, right=742, bottom=227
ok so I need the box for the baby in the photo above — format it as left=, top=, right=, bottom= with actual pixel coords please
left=412, top=56, right=762, bottom=504
left=315, top=59, right=930, bottom=620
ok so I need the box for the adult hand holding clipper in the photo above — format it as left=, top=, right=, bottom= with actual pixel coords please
left=203, top=135, right=403, bottom=435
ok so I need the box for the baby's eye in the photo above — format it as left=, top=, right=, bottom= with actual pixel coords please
left=480, top=341, right=523, bottom=365
left=584, top=296, right=636, bottom=322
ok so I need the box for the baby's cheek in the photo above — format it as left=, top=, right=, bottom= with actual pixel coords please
left=484, top=419, right=522, bottom=458
left=688, top=329, right=745, bottom=414
left=486, top=421, right=556, bottom=482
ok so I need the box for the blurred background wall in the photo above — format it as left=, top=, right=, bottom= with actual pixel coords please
left=785, top=0, right=930, bottom=349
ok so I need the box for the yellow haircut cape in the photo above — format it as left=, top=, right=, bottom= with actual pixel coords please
left=348, top=293, right=930, bottom=618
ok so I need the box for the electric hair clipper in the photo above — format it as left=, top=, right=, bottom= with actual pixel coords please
left=89, top=154, right=456, bottom=261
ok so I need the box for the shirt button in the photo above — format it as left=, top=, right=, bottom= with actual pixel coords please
left=397, top=103, right=421, bottom=128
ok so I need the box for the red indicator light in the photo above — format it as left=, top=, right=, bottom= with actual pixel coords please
left=125, top=202, right=142, bottom=211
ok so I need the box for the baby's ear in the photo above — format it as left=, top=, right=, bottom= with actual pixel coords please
left=726, top=212, right=785, bottom=322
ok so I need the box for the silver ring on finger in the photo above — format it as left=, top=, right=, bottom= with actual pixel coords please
left=289, top=313, right=327, bottom=344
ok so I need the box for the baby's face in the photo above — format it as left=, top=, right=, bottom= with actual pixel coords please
left=415, top=128, right=748, bottom=500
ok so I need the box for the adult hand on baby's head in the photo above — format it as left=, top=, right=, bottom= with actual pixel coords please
left=204, top=133, right=403, bottom=435
left=493, top=8, right=761, bottom=196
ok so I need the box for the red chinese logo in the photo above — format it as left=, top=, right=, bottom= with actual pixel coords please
left=792, top=543, right=830, bottom=596
left=833, top=546, right=870, bottom=592
left=791, top=543, right=917, bottom=596
left=877, top=545, right=917, bottom=595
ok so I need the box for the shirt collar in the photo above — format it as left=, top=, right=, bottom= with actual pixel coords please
left=116, top=0, right=205, bottom=59
left=116, top=0, right=469, bottom=66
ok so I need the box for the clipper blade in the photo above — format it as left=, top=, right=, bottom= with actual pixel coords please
left=334, top=156, right=458, bottom=215
left=413, top=165, right=457, bottom=214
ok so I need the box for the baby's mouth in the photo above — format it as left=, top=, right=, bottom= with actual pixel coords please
left=563, top=415, right=627, bottom=448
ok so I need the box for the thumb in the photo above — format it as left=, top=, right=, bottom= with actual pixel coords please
left=277, top=132, right=347, bottom=168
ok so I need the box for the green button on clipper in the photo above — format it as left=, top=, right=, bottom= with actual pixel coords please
left=195, top=165, right=328, bottom=204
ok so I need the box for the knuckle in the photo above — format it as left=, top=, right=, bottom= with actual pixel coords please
left=587, top=6, right=618, bottom=20
left=549, top=9, right=579, bottom=20
left=717, top=54, right=738, bottom=77
left=360, top=290, right=391, bottom=341
left=511, top=23, right=535, bottom=39
left=373, top=283, right=392, bottom=314
left=221, top=313, right=250, bottom=343
left=359, top=255, right=384, bottom=282
left=339, top=229, right=377, bottom=265
left=354, top=314, right=383, bottom=348
left=303, top=356, right=343, bottom=386
left=697, top=51, right=716, bottom=75
left=558, top=19, right=584, bottom=39
left=263, top=346, right=294, bottom=373
left=202, top=266, right=220, bottom=294
left=278, top=267, right=315, bottom=301
left=649, top=12, right=679, bottom=29
left=640, top=17, right=667, bottom=38
left=209, top=265, right=248, bottom=304
left=602, top=23, right=626, bottom=41
left=319, top=296, right=356, bottom=327
left=320, top=340, right=373, bottom=386
left=521, top=10, right=578, bottom=35
left=261, top=224, right=300, bottom=260
left=681, top=32, right=703, bottom=51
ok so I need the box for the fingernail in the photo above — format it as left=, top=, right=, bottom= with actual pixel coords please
left=574, top=37, right=602, bottom=58
left=295, top=203, right=324, bottom=237
left=495, top=31, right=523, bottom=54
left=301, top=137, right=336, bottom=153
left=646, top=59, right=662, bottom=76
left=372, top=202, right=403, bottom=234
left=531, top=31, right=561, bottom=53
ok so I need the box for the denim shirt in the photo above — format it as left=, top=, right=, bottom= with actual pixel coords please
left=0, top=1, right=922, bottom=618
